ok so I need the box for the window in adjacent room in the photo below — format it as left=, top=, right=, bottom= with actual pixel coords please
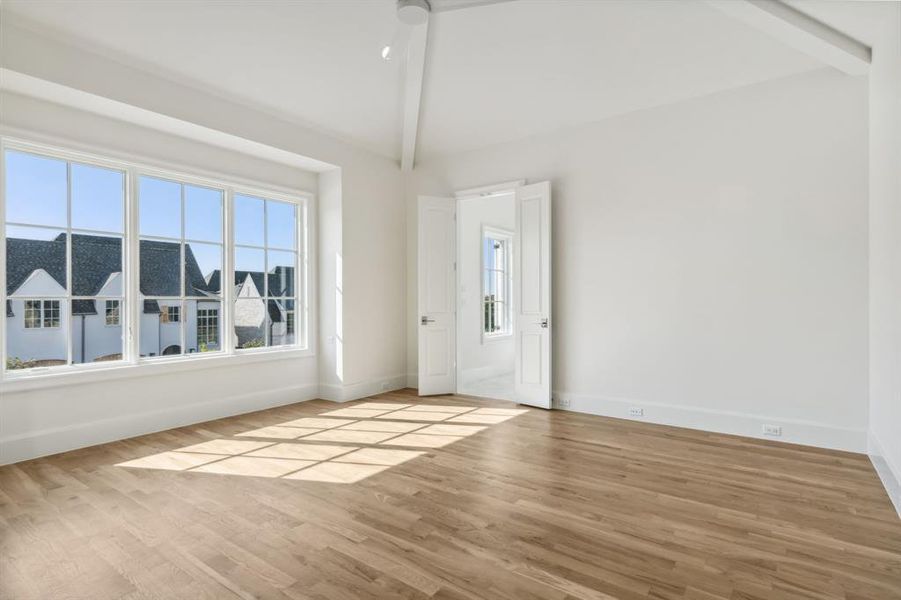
left=482, top=229, right=512, bottom=338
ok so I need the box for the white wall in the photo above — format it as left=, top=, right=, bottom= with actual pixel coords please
left=867, top=2, right=901, bottom=515
left=407, top=68, right=870, bottom=451
left=458, top=195, right=515, bottom=387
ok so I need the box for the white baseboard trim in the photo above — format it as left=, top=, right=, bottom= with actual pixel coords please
left=868, top=431, right=901, bottom=519
left=461, top=365, right=513, bottom=386
left=318, top=374, right=408, bottom=403
left=553, top=391, right=867, bottom=453
left=0, top=382, right=320, bottom=466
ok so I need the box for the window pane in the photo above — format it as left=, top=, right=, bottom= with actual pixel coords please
left=185, top=242, right=222, bottom=296
left=6, top=226, right=67, bottom=297
left=24, top=300, right=41, bottom=329
left=192, top=301, right=222, bottom=353
left=235, top=297, right=266, bottom=349
left=5, top=297, right=68, bottom=369
left=184, top=185, right=222, bottom=243
left=496, top=272, right=507, bottom=303
left=235, top=247, right=265, bottom=295
left=267, top=250, right=295, bottom=297
left=267, top=200, right=296, bottom=250
left=495, top=301, right=507, bottom=333
left=4, top=150, right=67, bottom=227
left=139, top=177, right=181, bottom=238
left=43, top=299, right=61, bottom=328
left=72, top=234, right=122, bottom=297
left=485, top=270, right=500, bottom=298
left=71, top=163, right=124, bottom=233
left=140, top=299, right=183, bottom=358
left=140, top=239, right=181, bottom=297
left=234, top=194, right=264, bottom=246
left=71, top=299, right=124, bottom=364
left=493, top=240, right=506, bottom=269
left=267, top=298, right=295, bottom=347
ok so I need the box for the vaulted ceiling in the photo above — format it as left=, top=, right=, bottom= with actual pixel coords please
left=1, top=0, right=837, bottom=164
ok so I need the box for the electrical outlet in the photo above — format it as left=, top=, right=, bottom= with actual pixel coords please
left=629, top=407, right=644, bottom=417
left=763, top=424, right=782, bottom=437
left=554, top=396, right=571, bottom=409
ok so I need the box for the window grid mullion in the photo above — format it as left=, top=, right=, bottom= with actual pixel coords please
left=263, top=198, right=269, bottom=347
left=65, top=161, right=73, bottom=366
left=179, top=183, right=187, bottom=357
left=225, top=189, right=235, bottom=355
left=127, top=167, right=139, bottom=365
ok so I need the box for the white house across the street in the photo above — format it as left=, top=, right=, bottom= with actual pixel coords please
left=5, top=233, right=295, bottom=368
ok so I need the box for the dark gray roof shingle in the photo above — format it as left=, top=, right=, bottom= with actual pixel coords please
left=206, top=266, right=294, bottom=298
left=6, top=234, right=218, bottom=301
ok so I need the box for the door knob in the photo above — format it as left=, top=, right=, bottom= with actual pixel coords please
left=540, top=318, right=549, bottom=328
left=421, top=316, right=436, bottom=325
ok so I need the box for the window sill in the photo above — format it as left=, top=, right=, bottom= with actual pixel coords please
left=0, top=347, right=315, bottom=394
left=481, top=333, right=513, bottom=344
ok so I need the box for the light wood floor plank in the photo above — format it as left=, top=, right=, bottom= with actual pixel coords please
left=1, top=389, right=899, bottom=599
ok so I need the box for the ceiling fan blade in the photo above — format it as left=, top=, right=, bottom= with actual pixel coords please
left=429, top=0, right=519, bottom=13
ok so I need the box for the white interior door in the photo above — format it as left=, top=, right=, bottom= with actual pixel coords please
left=514, top=181, right=552, bottom=408
left=418, top=196, right=456, bottom=396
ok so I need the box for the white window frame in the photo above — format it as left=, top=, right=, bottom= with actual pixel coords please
left=0, top=136, right=314, bottom=390
left=481, top=226, right=513, bottom=342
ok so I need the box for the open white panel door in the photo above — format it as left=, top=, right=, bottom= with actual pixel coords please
left=418, top=196, right=456, bottom=396
left=514, top=181, right=552, bottom=408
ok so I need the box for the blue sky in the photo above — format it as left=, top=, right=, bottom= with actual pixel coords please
left=5, top=150, right=296, bottom=280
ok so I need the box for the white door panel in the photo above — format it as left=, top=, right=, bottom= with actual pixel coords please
left=418, top=196, right=456, bottom=396
left=514, top=181, right=552, bottom=408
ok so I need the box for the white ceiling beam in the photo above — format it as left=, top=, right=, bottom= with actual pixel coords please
left=400, top=22, right=429, bottom=171
left=706, top=0, right=870, bottom=76
left=429, top=0, right=518, bottom=13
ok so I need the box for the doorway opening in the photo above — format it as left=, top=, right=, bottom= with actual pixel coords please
left=457, top=193, right=515, bottom=401
left=417, top=180, right=551, bottom=408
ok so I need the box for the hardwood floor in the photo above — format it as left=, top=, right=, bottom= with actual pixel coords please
left=1, top=388, right=899, bottom=599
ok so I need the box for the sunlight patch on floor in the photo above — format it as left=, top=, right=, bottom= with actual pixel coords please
left=116, top=401, right=529, bottom=483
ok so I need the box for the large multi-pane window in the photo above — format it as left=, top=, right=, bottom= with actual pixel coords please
left=4, top=150, right=125, bottom=369
left=2, top=142, right=308, bottom=377
left=482, top=229, right=512, bottom=337
left=234, top=194, right=299, bottom=349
